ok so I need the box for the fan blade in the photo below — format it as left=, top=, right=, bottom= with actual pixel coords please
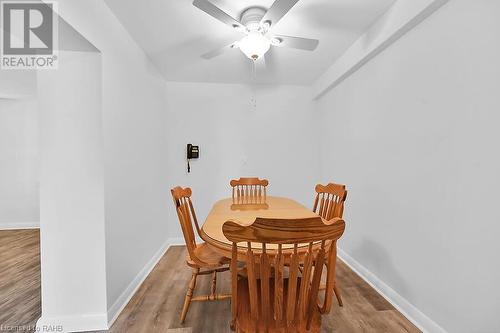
left=193, top=0, right=244, bottom=30
left=273, top=35, right=319, bottom=51
left=201, top=42, right=238, bottom=59
left=260, top=0, right=300, bottom=29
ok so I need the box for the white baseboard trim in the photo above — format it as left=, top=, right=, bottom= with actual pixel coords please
left=36, top=313, right=107, bottom=333
left=106, top=236, right=185, bottom=327
left=338, top=248, right=447, bottom=333
left=0, top=221, right=39, bottom=230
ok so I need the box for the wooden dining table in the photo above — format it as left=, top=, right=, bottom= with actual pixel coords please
left=200, top=196, right=325, bottom=259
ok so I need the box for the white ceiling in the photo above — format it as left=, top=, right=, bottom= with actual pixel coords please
left=104, top=0, right=395, bottom=85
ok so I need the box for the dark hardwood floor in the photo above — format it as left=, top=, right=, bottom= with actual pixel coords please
left=109, top=246, right=421, bottom=333
left=0, top=229, right=41, bottom=333
left=0, top=231, right=420, bottom=332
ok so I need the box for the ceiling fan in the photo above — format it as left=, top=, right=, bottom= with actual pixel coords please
left=193, top=0, right=319, bottom=63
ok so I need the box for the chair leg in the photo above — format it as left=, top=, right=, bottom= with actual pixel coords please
left=211, top=270, right=217, bottom=297
left=180, top=267, right=199, bottom=323
left=333, top=282, right=343, bottom=307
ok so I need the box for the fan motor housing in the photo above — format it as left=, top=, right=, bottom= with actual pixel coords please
left=240, top=7, right=266, bottom=30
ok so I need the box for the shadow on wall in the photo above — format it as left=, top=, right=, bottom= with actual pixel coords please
left=350, top=238, right=410, bottom=299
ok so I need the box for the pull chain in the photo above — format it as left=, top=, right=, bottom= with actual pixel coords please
left=251, top=61, right=257, bottom=110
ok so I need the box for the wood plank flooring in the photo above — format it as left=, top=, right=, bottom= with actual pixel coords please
left=109, top=246, right=421, bottom=333
left=0, top=231, right=420, bottom=332
left=0, top=229, right=41, bottom=333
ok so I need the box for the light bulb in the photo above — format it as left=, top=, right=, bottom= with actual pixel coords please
left=238, top=32, right=271, bottom=61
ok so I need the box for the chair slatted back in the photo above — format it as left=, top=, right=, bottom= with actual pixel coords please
left=223, top=217, right=345, bottom=331
left=313, top=183, right=347, bottom=220
left=171, top=186, right=201, bottom=261
left=230, top=177, right=269, bottom=204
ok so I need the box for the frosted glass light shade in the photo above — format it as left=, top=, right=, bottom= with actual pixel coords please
left=239, top=32, right=271, bottom=61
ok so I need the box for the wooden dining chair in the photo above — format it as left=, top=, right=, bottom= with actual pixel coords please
left=313, top=183, right=347, bottom=221
left=313, top=182, right=348, bottom=307
left=171, top=186, right=231, bottom=323
left=230, top=177, right=269, bottom=204
left=223, top=217, right=346, bottom=333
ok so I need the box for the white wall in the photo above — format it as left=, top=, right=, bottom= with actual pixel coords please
left=165, top=82, right=319, bottom=239
left=0, top=11, right=99, bottom=231
left=0, top=71, right=36, bottom=99
left=0, top=98, right=39, bottom=229
left=316, top=0, right=500, bottom=332
left=37, top=50, right=107, bottom=331
left=50, top=0, right=171, bottom=324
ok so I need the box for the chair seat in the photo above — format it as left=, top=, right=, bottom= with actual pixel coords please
left=186, top=242, right=230, bottom=268
left=235, top=277, right=322, bottom=333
